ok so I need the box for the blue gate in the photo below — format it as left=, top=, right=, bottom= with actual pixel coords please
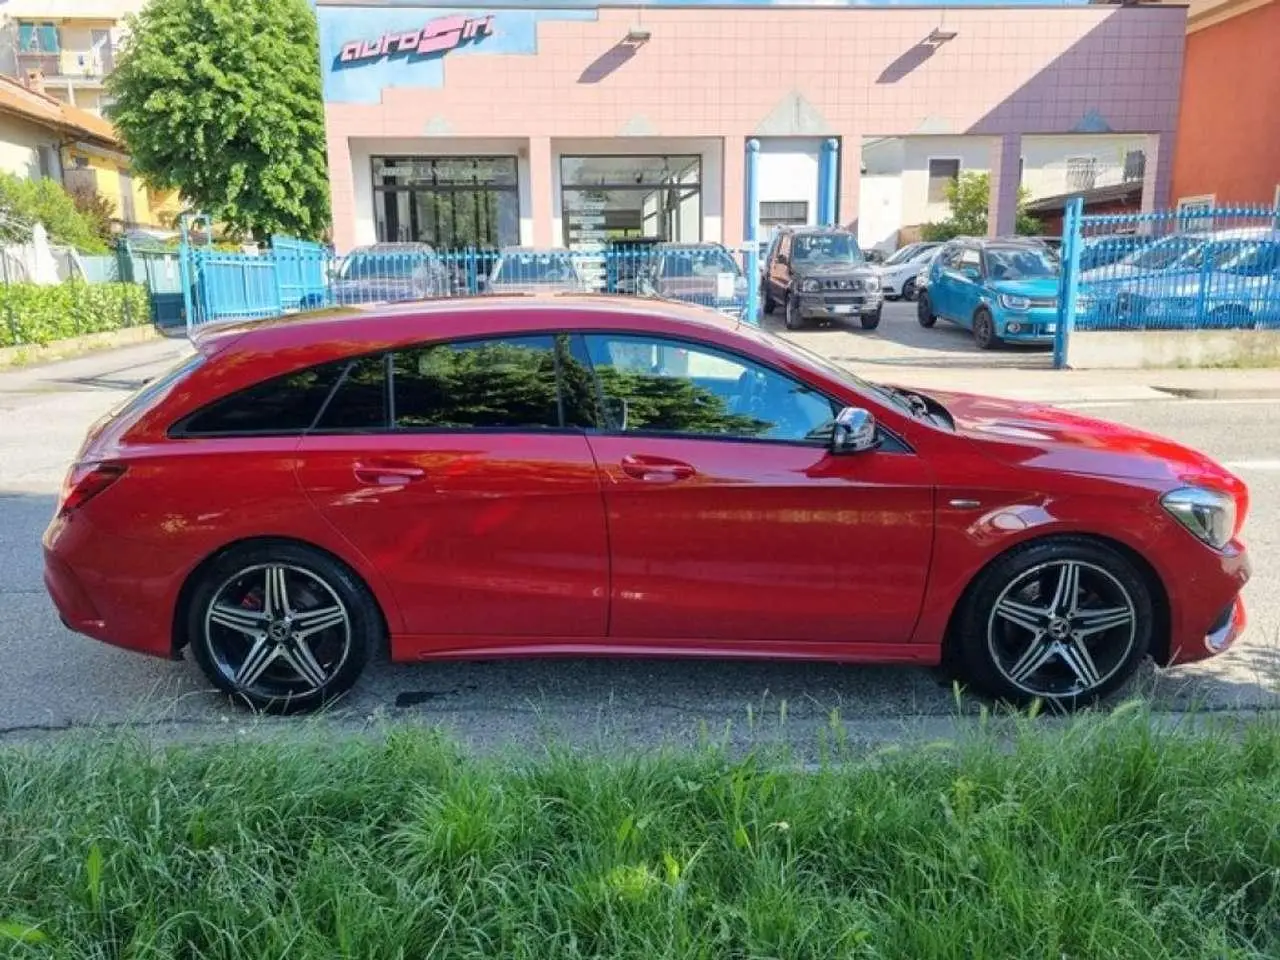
left=1056, top=198, right=1280, bottom=368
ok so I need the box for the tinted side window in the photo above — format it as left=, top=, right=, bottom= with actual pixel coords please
left=393, top=336, right=560, bottom=430
left=177, top=362, right=344, bottom=436
left=315, top=355, right=389, bottom=431
left=583, top=334, right=835, bottom=443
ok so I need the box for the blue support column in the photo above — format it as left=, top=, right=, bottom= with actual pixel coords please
left=820, top=138, right=839, bottom=226
left=744, top=139, right=761, bottom=326
left=1054, top=196, right=1084, bottom=370
left=745, top=138, right=761, bottom=243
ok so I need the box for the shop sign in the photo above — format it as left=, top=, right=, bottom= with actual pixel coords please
left=339, top=14, right=494, bottom=66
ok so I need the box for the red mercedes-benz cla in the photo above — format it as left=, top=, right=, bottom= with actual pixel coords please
left=44, top=298, right=1250, bottom=712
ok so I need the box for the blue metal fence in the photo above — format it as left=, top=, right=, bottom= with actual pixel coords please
left=1056, top=198, right=1280, bottom=367
left=179, top=229, right=762, bottom=334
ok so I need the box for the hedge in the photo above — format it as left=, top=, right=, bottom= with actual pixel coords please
left=0, top=281, right=151, bottom=347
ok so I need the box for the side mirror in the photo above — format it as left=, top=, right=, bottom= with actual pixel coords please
left=961, top=266, right=981, bottom=282
left=831, top=407, right=878, bottom=454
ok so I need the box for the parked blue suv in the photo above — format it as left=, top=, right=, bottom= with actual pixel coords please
left=917, top=238, right=1061, bottom=349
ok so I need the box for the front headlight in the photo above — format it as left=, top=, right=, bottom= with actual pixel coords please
left=1161, top=486, right=1237, bottom=550
left=864, top=277, right=880, bottom=291
left=801, top=279, right=820, bottom=293
left=999, top=293, right=1031, bottom=311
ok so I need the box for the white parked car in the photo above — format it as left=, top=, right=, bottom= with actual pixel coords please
left=875, top=242, right=943, bottom=300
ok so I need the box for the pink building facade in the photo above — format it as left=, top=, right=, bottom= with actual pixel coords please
left=316, top=1, right=1187, bottom=254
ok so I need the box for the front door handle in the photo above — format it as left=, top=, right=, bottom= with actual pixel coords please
left=353, top=461, right=426, bottom=487
left=619, top=454, right=696, bottom=482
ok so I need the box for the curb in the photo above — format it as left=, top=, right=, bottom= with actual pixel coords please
left=0, top=326, right=162, bottom=370
left=1152, top=386, right=1280, bottom=400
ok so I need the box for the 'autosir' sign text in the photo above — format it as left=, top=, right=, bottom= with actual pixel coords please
left=338, top=14, right=494, bottom=65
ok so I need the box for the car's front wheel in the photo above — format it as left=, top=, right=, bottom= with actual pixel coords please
left=917, top=292, right=937, bottom=328
left=762, top=283, right=776, bottom=314
left=973, top=308, right=1000, bottom=350
left=860, top=305, right=882, bottom=330
left=784, top=292, right=804, bottom=330
left=187, top=541, right=380, bottom=713
left=902, top=278, right=918, bottom=302
left=953, top=537, right=1153, bottom=709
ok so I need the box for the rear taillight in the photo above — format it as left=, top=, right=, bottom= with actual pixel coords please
left=59, top=462, right=126, bottom=516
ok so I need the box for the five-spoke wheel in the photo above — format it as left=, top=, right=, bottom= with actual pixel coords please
left=955, top=538, right=1153, bottom=707
left=188, top=543, right=378, bottom=713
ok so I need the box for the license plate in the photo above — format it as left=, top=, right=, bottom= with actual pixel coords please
left=832, top=304, right=855, bottom=314
left=1045, top=324, right=1057, bottom=333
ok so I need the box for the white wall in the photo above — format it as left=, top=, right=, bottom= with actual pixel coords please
left=0, top=113, right=60, bottom=180
left=551, top=137, right=723, bottom=248
left=1021, top=135, right=1148, bottom=200
left=347, top=137, right=533, bottom=248
left=756, top=137, right=821, bottom=226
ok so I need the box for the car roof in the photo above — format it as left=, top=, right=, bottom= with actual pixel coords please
left=349, top=243, right=436, bottom=253
left=783, top=226, right=855, bottom=236
left=497, top=246, right=573, bottom=255
left=192, top=295, right=742, bottom=360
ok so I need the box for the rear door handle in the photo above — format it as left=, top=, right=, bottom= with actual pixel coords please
left=619, top=454, right=696, bottom=482
left=353, top=461, right=427, bottom=486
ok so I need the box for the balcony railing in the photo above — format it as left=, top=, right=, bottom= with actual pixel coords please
left=18, top=47, right=113, bottom=81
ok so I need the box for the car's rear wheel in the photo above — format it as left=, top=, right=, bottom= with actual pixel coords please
left=973, top=308, right=1000, bottom=350
left=917, top=292, right=936, bottom=328
left=187, top=542, right=379, bottom=714
left=954, top=538, right=1153, bottom=709
left=902, top=278, right=918, bottom=302
left=860, top=306, right=882, bottom=330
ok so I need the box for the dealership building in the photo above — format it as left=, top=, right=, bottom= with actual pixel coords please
left=314, top=0, right=1188, bottom=254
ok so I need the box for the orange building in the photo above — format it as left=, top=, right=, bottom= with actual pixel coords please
left=1170, top=0, right=1280, bottom=210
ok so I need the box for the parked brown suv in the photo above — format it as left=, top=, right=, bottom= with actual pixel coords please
left=762, top=226, right=883, bottom=330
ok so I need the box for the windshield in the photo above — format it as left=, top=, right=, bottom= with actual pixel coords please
left=492, top=255, right=578, bottom=284
left=340, top=253, right=424, bottom=281
left=662, top=248, right=741, bottom=278
left=882, top=243, right=925, bottom=266
left=1220, top=241, right=1280, bottom=277
left=793, top=234, right=863, bottom=264
left=1175, top=239, right=1280, bottom=276
left=985, top=246, right=1060, bottom=280
left=1122, top=235, right=1201, bottom=271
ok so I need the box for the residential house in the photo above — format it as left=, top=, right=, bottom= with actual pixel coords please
left=859, top=135, right=1150, bottom=251
left=0, top=1, right=146, bottom=118
left=0, top=73, right=176, bottom=230
left=1169, top=0, right=1280, bottom=211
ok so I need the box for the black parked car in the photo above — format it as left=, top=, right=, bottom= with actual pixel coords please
left=761, top=226, right=883, bottom=331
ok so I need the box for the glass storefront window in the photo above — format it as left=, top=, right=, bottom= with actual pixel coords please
left=561, top=155, right=701, bottom=248
left=373, top=156, right=519, bottom=250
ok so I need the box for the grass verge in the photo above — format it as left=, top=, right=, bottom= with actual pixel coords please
left=1, top=707, right=1277, bottom=959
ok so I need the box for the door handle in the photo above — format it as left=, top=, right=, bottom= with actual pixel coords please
left=619, top=454, right=696, bottom=482
left=353, top=461, right=427, bottom=486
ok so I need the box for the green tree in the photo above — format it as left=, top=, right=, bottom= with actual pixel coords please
left=921, top=172, right=1041, bottom=241
left=0, top=174, right=109, bottom=252
left=107, top=0, right=329, bottom=240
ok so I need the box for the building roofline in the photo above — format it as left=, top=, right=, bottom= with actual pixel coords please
left=0, top=74, right=121, bottom=149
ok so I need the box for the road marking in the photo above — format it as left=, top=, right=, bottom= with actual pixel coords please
left=1224, top=460, right=1280, bottom=471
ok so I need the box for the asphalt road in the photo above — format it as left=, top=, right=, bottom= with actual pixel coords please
left=2, top=309, right=1277, bottom=752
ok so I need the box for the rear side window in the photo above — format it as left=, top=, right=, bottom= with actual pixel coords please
left=392, top=335, right=560, bottom=430
left=176, top=362, right=345, bottom=436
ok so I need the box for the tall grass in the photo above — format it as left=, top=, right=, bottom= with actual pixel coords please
left=0, top=709, right=1277, bottom=958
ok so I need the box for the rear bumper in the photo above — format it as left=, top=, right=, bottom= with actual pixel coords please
left=43, top=513, right=182, bottom=659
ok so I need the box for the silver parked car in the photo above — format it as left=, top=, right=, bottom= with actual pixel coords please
left=484, top=248, right=589, bottom=295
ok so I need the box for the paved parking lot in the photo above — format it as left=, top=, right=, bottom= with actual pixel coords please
left=1, top=305, right=1276, bottom=751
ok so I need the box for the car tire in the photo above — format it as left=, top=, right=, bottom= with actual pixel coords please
left=187, top=541, right=381, bottom=714
left=902, top=278, right=918, bottom=302
left=784, top=292, right=804, bottom=330
left=953, top=536, right=1154, bottom=710
left=917, top=292, right=937, bottom=328
left=763, top=284, right=776, bottom=314
left=860, top=306, right=882, bottom=330
left=973, top=308, right=1000, bottom=350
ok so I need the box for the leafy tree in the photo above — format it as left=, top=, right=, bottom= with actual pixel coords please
left=0, top=174, right=109, bottom=252
left=107, top=0, right=329, bottom=240
left=922, top=172, right=1041, bottom=241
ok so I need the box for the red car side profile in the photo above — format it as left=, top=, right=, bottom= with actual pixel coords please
left=44, top=297, right=1250, bottom=712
